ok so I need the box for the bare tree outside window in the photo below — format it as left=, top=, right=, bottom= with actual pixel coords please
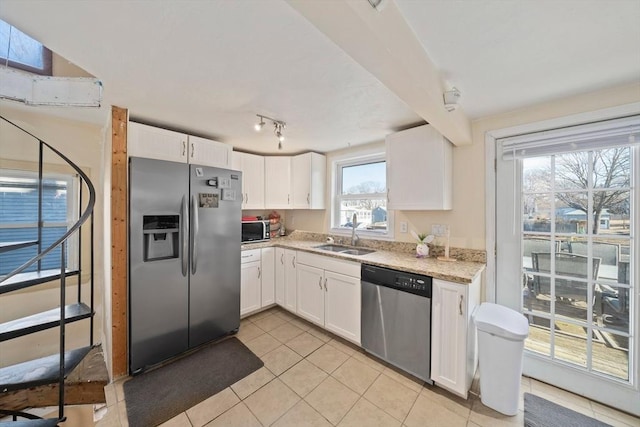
left=555, top=148, right=630, bottom=234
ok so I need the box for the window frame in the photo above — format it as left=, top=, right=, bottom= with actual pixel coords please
left=329, top=150, right=394, bottom=240
left=0, top=20, right=52, bottom=76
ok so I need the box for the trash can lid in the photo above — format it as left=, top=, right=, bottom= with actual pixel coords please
left=474, top=303, right=529, bottom=341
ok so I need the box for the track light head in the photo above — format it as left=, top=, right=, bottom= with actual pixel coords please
left=254, top=114, right=287, bottom=149
left=254, top=115, right=265, bottom=132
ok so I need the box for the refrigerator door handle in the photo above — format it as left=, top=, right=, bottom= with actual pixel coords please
left=191, top=194, right=199, bottom=275
left=181, top=195, right=188, bottom=277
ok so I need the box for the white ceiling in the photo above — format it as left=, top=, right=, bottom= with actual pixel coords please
left=0, top=0, right=638, bottom=154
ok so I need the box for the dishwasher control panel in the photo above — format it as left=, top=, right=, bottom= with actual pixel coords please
left=396, top=275, right=429, bottom=292
left=361, top=264, right=431, bottom=298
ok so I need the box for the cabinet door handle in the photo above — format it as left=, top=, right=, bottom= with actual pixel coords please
left=258, top=266, right=261, bottom=279
left=288, top=194, right=290, bottom=204
left=246, top=193, right=249, bottom=204
left=182, top=141, right=187, bottom=157
left=324, top=278, right=327, bottom=291
left=307, top=193, right=310, bottom=204
left=280, top=253, right=284, bottom=265
left=387, top=188, right=390, bottom=203
left=318, top=277, right=322, bottom=290
left=292, top=256, right=296, bottom=268
left=459, top=295, right=464, bottom=315
left=191, top=142, right=195, bottom=158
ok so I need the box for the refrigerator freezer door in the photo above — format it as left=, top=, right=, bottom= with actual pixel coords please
left=189, top=165, right=242, bottom=347
left=129, top=157, right=190, bottom=373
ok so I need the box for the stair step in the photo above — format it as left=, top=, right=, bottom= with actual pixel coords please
left=0, top=419, right=59, bottom=427
left=0, top=241, right=38, bottom=254
left=0, top=303, right=92, bottom=342
left=0, top=346, right=92, bottom=392
left=0, top=269, right=79, bottom=295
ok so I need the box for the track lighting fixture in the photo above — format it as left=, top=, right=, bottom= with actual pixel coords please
left=254, top=114, right=286, bottom=150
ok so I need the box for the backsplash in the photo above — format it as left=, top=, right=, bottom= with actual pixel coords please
left=286, top=230, right=487, bottom=263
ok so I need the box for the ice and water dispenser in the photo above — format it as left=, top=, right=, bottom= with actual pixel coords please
left=143, top=215, right=180, bottom=261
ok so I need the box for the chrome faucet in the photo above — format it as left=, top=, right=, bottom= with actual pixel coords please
left=351, top=213, right=359, bottom=246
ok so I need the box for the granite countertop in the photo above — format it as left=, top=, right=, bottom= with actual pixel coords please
left=242, top=236, right=485, bottom=284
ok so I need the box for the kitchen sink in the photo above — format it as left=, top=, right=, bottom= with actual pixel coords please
left=314, top=244, right=375, bottom=256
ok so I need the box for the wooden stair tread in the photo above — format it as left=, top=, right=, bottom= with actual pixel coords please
left=0, top=345, right=107, bottom=412
left=0, top=419, right=59, bottom=427
left=0, top=269, right=79, bottom=295
left=0, top=303, right=92, bottom=342
left=0, top=241, right=38, bottom=254
left=0, top=346, right=92, bottom=392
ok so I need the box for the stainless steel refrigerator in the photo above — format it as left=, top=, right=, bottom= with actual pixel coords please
left=128, top=157, right=242, bottom=374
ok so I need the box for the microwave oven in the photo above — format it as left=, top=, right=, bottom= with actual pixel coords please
left=241, top=220, right=270, bottom=243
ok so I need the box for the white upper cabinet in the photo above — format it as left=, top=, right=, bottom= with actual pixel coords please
left=386, top=124, right=453, bottom=210
left=188, top=135, right=232, bottom=168
left=128, top=122, right=188, bottom=163
left=292, top=152, right=326, bottom=209
left=128, top=122, right=232, bottom=169
left=232, top=151, right=265, bottom=210
left=264, top=156, right=292, bottom=209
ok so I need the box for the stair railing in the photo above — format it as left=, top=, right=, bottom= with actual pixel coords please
left=0, top=115, right=96, bottom=423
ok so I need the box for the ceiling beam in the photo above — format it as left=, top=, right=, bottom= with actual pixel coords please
left=0, top=68, right=102, bottom=107
left=286, top=0, right=472, bottom=146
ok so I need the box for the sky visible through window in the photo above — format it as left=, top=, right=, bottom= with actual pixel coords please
left=342, top=161, right=386, bottom=194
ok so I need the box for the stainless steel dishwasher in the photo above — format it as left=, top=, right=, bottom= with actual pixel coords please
left=361, top=264, right=433, bottom=383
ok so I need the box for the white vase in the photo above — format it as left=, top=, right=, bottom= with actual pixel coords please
left=416, top=243, right=429, bottom=258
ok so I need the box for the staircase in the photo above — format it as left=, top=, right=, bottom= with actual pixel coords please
left=0, top=116, right=96, bottom=426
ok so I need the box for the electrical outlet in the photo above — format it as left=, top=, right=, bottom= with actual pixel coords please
left=400, top=221, right=408, bottom=233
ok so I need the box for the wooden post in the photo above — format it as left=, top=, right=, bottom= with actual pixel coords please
left=111, top=106, right=128, bottom=377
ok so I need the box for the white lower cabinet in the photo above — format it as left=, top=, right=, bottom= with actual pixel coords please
left=296, top=252, right=361, bottom=344
left=241, top=248, right=276, bottom=316
left=261, top=247, right=275, bottom=306
left=284, top=249, right=298, bottom=313
left=431, top=275, right=481, bottom=398
left=240, top=249, right=261, bottom=316
left=275, top=247, right=285, bottom=306
left=296, top=264, right=324, bottom=325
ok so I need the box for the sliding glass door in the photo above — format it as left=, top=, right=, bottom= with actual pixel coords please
left=495, top=115, right=639, bottom=413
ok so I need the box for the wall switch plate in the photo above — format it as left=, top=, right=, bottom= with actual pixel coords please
left=400, top=221, right=408, bottom=233
left=432, top=224, right=448, bottom=236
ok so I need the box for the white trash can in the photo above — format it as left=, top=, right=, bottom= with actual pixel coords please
left=474, top=302, right=529, bottom=416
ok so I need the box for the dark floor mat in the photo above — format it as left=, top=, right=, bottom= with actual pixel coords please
left=524, top=393, right=612, bottom=427
left=124, top=337, right=263, bottom=427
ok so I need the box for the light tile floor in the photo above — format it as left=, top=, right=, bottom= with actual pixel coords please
left=96, top=307, right=640, bottom=427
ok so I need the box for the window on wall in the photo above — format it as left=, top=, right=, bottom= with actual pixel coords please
left=331, top=154, right=392, bottom=237
left=0, top=19, right=52, bottom=75
left=0, top=170, right=76, bottom=276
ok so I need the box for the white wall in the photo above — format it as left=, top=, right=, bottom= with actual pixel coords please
left=287, top=82, right=640, bottom=251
